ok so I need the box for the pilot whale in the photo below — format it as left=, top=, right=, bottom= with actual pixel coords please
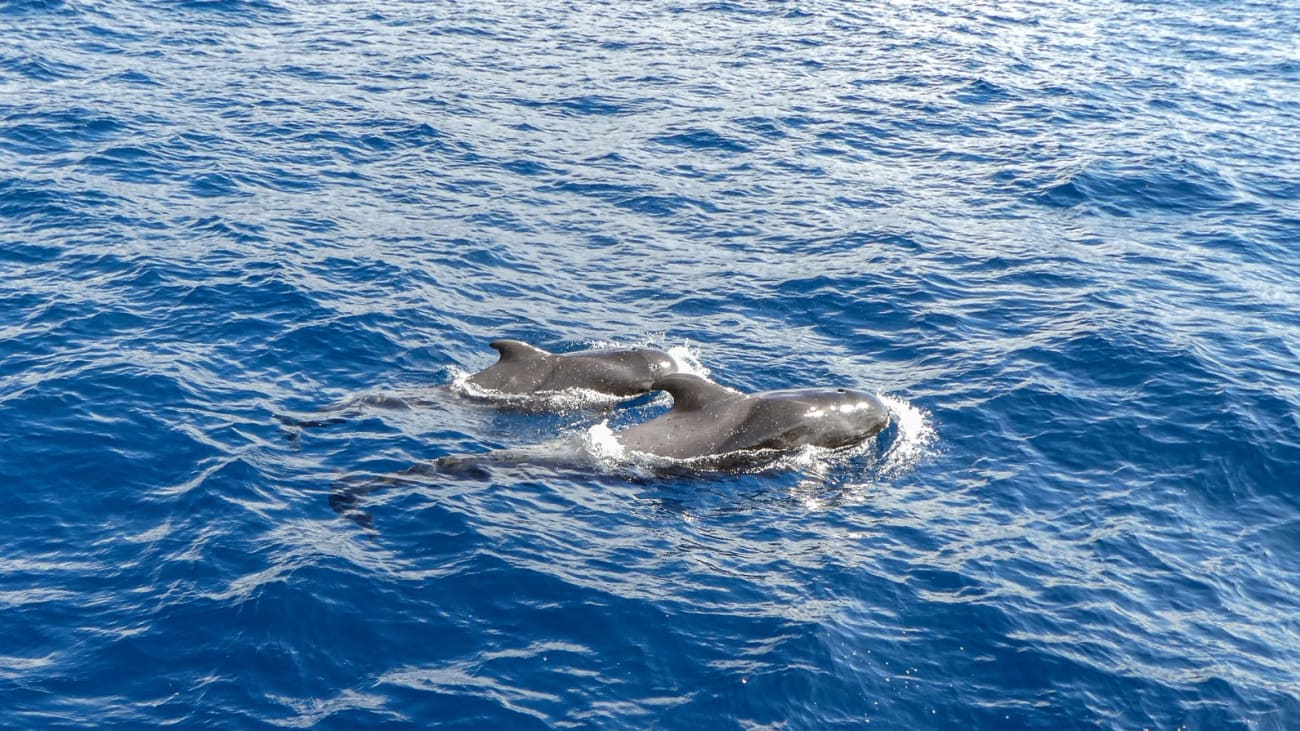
left=465, top=339, right=679, bottom=397
left=329, top=371, right=890, bottom=532
left=613, top=373, right=889, bottom=460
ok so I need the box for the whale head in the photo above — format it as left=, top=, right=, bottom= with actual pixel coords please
left=737, top=385, right=890, bottom=452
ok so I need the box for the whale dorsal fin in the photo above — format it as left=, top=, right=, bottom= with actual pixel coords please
left=489, top=339, right=549, bottom=363
left=652, top=374, right=737, bottom=412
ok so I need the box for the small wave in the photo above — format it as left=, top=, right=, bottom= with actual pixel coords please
left=651, top=127, right=752, bottom=154
left=665, top=343, right=709, bottom=379
left=1032, top=156, right=1236, bottom=215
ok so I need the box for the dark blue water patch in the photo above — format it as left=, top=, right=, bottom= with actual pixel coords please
left=1236, top=168, right=1300, bottom=202
left=240, top=165, right=325, bottom=193
left=5, top=368, right=224, bottom=494
left=954, top=78, right=1018, bottom=105
left=186, top=171, right=245, bottom=198
left=733, top=116, right=787, bottom=140
left=304, top=256, right=408, bottom=290
left=274, top=62, right=352, bottom=83
left=107, top=69, right=159, bottom=85
left=519, top=94, right=648, bottom=117
left=285, top=128, right=376, bottom=164
left=621, top=193, right=720, bottom=217
left=3, top=53, right=87, bottom=81
left=652, top=127, right=753, bottom=154
left=263, top=316, right=406, bottom=377
left=1174, top=228, right=1281, bottom=264
left=987, top=319, right=1299, bottom=514
left=173, top=215, right=269, bottom=246
left=0, top=0, right=70, bottom=14
left=170, top=0, right=289, bottom=18
left=499, top=158, right=562, bottom=177
left=349, top=120, right=450, bottom=153
left=78, top=145, right=171, bottom=184
left=533, top=178, right=722, bottom=217
left=1029, top=155, right=1238, bottom=215
left=437, top=21, right=507, bottom=39
left=0, top=108, right=125, bottom=155
left=465, top=206, right=540, bottom=233
left=0, top=177, right=121, bottom=225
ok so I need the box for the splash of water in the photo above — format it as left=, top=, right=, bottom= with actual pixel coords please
left=875, top=392, right=938, bottom=479
left=665, top=343, right=709, bottom=379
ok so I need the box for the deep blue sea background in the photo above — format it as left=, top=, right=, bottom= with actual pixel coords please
left=3, top=0, right=1299, bottom=728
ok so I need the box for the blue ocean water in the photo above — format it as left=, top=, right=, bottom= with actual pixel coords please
left=3, top=0, right=1299, bottom=727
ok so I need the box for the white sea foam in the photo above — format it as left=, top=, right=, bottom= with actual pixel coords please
left=875, top=392, right=938, bottom=479
left=582, top=420, right=626, bottom=462
left=665, top=342, right=709, bottom=379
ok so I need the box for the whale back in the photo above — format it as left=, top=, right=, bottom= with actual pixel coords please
left=465, top=339, right=555, bottom=393
left=617, top=381, right=889, bottom=460
left=561, top=347, right=679, bottom=395
left=490, top=339, right=549, bottom=363
left=652, top=373, right=739, bottom=412
left=467, top=339, right=680, bottom=397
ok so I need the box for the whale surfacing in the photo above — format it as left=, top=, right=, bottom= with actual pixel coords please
left=465, top=339, right=679, bottom=398
left=614, top=373, right=889, bottom=460
left=329, top=371, right=891, bottom=532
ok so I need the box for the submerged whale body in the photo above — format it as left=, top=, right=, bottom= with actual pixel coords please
left=465, top=339, right=679, bottom=397
left=614, top=373, right=890, bottom=460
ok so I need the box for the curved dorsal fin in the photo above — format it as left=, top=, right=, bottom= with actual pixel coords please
left=651, top=373, right=737, bottom=412
left=489, top=339, right=549, bottom=363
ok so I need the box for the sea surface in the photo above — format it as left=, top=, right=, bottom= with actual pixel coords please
left=3, top=0, right=1299, bottom=728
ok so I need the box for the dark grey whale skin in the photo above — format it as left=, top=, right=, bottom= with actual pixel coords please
left=465, top=339, right=679, bottom=397
left=331, top=366, right=889, bottom=532
left=614, top=373, right=890, bottom=460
